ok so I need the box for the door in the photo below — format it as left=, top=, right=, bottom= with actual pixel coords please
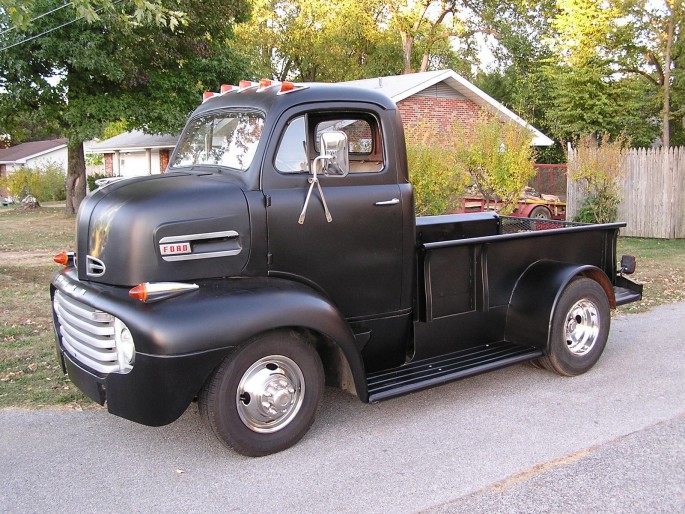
left=262, top=108, right=404, bottom=320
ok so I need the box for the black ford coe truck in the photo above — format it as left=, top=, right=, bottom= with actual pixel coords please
left=51, top=81, right=642, bottom=456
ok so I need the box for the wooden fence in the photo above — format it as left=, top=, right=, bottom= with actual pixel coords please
left=567, top=146, right=685, bottom=239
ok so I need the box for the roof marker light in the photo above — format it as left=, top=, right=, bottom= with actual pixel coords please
left=280, top=82, right=295, bottom=93
left=258, top=79, right=272, bottom=90
left=238, top=80, right=257, bottom=91
left=220, top=84, right=235, bottom=94
left=202, top=91, right=216, bottom=102
left=129, top=282, right=200, bottom=303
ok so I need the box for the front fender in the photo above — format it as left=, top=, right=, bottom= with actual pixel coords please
left=505, top=260, right=614, bottom=353
left=53, top=270, right=369, bottom=415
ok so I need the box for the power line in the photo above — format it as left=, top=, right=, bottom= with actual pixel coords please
left=0, top=2, right=74, bottom=37
left=0, top=0, right=123, bottom=53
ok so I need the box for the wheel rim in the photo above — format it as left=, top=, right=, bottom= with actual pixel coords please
left=236, top=355, right=305, bottom=433
left=564, top=299, right=600, bottom=356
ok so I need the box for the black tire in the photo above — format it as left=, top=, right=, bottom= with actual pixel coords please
left=529, top=205, right=552, bottom=219
left=199, top=330, right=324, bottom=456
left=539, top=278, right=610, bottom=377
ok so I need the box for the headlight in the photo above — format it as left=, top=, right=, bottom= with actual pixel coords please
left=114, top=319, right=135, bottom=373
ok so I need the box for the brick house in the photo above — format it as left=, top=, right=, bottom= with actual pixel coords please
left=87, top=70, right=552, bottom=180
left=344, top=69, right=553, bottom=147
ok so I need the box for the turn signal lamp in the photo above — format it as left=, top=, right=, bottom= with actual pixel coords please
left=129, top=282, right=199, bottom=303
left=53, top=251, right=75, bottom=266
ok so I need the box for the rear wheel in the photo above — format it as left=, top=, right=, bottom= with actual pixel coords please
left=540, top=278, right=610, bottom=376
left=529, top=205, right=552, bottom=219
left=199, top=331, right=324, bottom=456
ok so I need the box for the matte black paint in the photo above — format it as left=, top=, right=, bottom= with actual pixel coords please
left=52, top=84, right=642, bottom=427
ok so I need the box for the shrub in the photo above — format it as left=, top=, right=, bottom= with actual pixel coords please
left=87, top=172, right=108, bottom=192
left=461, top=116, right=537, bottom=214
left=0, top=162, right=66, bottom=202
left=569, top=133, right=627, bottom=223
left=405, top=124, right=467, bottom=216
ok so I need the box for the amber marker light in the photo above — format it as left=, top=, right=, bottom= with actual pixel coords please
left=129, top=282, right=199, bottom=303
left=53, top=251, right=74, bottom=266
left=258, top=79, right=272, bottom=89
left=220, top=84, right=235, bottom=93
left=280, top=81, right=295, bottom=93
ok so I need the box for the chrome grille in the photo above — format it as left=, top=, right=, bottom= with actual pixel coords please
left=53, top=291, right=121, bottom=374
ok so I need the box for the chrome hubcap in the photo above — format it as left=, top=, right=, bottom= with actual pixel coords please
left=564, top=299, right=600, bottom=356
left=236, top=355, right=305, bottom=433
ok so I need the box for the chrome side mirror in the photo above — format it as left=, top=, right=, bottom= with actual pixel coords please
left=318, top=131, right=349, bottom=177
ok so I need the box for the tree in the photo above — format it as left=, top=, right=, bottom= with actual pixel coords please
left=0, top=0, right=250, bottom=214
left=387, top=0, right=488, bottom=74
left=547, top=0, right=683, bottom=148
left=236, top=0, right=398, bottom=82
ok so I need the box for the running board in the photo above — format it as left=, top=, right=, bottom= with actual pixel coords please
left=367, top=342, right=543, bottom=403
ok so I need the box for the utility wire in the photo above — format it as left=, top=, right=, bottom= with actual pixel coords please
left=0, top=2, right=74, bottom=37
left=0, top=0, right=123, bottom=52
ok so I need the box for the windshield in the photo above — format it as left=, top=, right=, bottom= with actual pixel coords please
left=171, top=111, right=265, bottom=171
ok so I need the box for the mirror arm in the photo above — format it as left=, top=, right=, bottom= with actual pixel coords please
left=298, top=156, right=333, bottom=225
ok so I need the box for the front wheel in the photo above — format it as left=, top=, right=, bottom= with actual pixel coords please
left=539, top=278, right=610, bottom=376
left=199, top=331, right=324, bottom=456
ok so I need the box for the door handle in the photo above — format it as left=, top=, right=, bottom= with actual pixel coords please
left=375, top=198, right=400, bottom=206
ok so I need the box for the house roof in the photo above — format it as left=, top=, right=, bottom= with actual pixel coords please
left=0, top=138, right=68, bottom=164
left=87, top=130, right=178, bottom=153
left=343, top=69, right=554, bottom=147
left=86, top=70, right=554, bottom=153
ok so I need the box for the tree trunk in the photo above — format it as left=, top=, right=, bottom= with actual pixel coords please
left=401, top=32, right=413, bottom=74
left=662, top=7, right=675, bottom=150
left=420, top=53, right=430, bottom=72
left=65, top=139, right=87, bottom=216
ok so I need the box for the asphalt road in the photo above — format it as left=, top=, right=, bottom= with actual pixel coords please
left=2, top=302, right=684, bottom=513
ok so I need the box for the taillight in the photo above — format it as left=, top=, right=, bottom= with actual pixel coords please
left=129, top=282, right=199, bottom=303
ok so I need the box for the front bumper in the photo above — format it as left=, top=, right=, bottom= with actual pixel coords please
left=56, top=341, right=227, bottom=426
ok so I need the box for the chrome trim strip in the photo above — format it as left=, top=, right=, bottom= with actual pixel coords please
left=159, top=230, right=238, bottom=244
left=162, top=249, right=242, bottom=262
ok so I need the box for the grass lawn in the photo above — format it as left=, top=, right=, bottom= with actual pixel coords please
left=0, top=205, right=86, bottom=408
left=1, top=204, right=684, bottom=408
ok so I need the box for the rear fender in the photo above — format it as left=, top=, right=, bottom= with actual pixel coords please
left=505, top=260, right=614, bottom=353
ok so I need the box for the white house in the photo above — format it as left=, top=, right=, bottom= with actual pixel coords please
left=86, top=131, right=178, bottom=178
left=0, top=138, right=69, bottom=180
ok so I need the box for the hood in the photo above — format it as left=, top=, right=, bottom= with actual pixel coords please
left=76, top=173, right=251, bottom=286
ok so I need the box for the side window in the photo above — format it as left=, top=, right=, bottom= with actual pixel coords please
left=274, top=113, right=385, bottom=174
left=314, top=117, right=384, bottom=173
left=274, top=116, right=308, bottom=173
